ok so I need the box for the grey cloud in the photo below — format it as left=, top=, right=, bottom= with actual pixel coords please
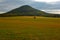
left=0, top=0, right=33, bottom=12
left=0, top=0, right=60, bottom=12
left=29, top=2, right=60, bottom=10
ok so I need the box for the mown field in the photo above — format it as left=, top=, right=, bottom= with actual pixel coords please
left=0, top=16, right=60, bottom=40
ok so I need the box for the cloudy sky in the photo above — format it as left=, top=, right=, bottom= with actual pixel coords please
left=0, top=0, right=60, bottom=13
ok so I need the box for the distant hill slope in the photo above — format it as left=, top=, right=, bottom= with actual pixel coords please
left=0, top=5, right=60, bottom=17
left=0, top=5, right=46, bottom=17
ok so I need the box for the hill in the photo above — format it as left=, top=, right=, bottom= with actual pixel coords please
left=0, top=5, right=60, bottom=17
left=0, top=5, right=46, bottom=17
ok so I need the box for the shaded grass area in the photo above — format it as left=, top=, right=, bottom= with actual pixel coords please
left=0, top=16, right=60, bottom=40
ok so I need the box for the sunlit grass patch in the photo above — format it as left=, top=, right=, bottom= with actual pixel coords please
left=0, top=16, right=60, bottom=40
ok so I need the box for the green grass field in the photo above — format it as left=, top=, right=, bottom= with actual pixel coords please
left=0, top=16, right=60, bottom=40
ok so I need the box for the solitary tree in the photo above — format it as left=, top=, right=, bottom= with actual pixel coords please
left=34, top=16, right=36, bottom=19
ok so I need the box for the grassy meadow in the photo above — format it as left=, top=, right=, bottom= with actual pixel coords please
left=0, top=16, right=60, bottom=40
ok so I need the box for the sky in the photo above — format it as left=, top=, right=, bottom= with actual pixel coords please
left=0, top=0, right=60, bottom=13
left=34, top=0, right=60, bottom=3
